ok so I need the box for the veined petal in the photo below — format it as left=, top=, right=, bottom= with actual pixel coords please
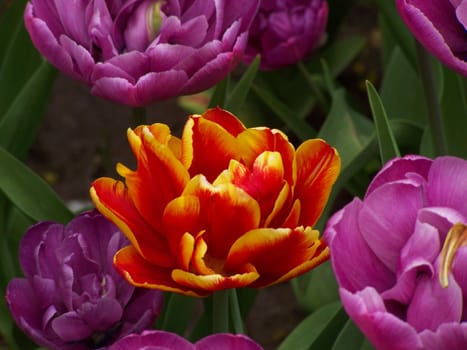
left=237, top=127, right=295, bottom=185
left=183, top=175, right=261, bottom=259
left=201, top=107, right=246, bottom=136
left=90, top=178, right=174, bottom=267
left=225, top=227, right=326, bottom=285
left=295, top=139, right=340, bottom=227
left=181, top=115, right=241, bottom=182
left=124, top=125, right=190, bottom=231
left=215, top=153, right=285, bottom=221
left=171, top=268, right=259, bottom=291
left=114, top=246, right=206, bottom=297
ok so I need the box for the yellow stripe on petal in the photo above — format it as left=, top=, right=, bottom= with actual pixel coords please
left=295, top=139, right=341, bottom=227
left=172, top=269, right=259, bottom=292
left=90, top=178, right=175, bottom=268
left=114, top=246, right=206, bottom=297
left=178, top=233, right=195, bottom=271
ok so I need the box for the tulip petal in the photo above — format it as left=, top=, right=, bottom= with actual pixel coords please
left=171, top=269, right=259, bottom=291
left=295, top=139, right=340, bottom=227
left=366, top=155, right=431, bottom=196
left=426, top=156, right=467, bottom=215
left=114, top=246, right=206, bottom=297
left=52, top=311, right=93, bottom=341
left=382, top=219, right=439, bottom=304
left=90, top=179, right=175, bottom=267
left=407, top=269, right=462, bottom=332
left=109, top=330, right=195, bottom=350
left=237, top=127, right=295, bottom=184
left=123, top=126, right=190, bottom=231
left=420, top=323, right=467, bottom=350
left=182, top=115, right=241, bottom=181
left=396, top=0, right=467, bottom=76
left=324, top=198, right=395, bottom=292
left=340, top=287, right=423, bottom=350
left=196, top=334, right=263, bottom=350
left=183, top=176, right=261, bottom=258
left=201, top=107, right=246, bottom=136
left=359, top=182, right=424, bottom=271
left=225, top=227, right=326, bottom=286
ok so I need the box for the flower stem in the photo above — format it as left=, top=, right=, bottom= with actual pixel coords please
left=229, top=289, right=245, bottom=334
left=132, top=107, right=147, bottom=127
left=212, top=290, right=229, bottom=333
left=415, top=41, right=448, bottom=156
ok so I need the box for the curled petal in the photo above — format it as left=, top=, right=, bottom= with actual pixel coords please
left=295, top=139, right=341, bottom=227
left=172, top=268, right=259, bottom=291
left=225, top=226, right=326, bottom=287
left=90, top=179, right=175, bottom=267
left=114, top=246, right=205, bottom=297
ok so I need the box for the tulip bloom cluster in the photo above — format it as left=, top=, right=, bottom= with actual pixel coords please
left=91, top=108, right=340, bottom=296
left=325, top=156, right=467, bottom=350
left=396, top=0, right=467, bottom=76
left=6, top=211, right=163, bottom=350
left=244, top=0, right=328, bottom=70
left=24, top=0, right=260, bottom=106
left=109, top=330, right=263, bottom=350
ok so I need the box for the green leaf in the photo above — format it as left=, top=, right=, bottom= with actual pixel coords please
left=251, top=83, right=317, bottom=140
left=0, top=3, right=43, bottom=118
left=380, top=47, right=427, bottom=126
left=0, top=61, right=56, bottom=159
left=0, top=147, right=73, bottom=223
left=225, top=56, right=260, bottom=114
left=373, top=0, right=416, bottom=69
left=440, top=67, right=467, bottom=158
left=331, top=319, right=366, bottom=350
left=366, top=81, right=400, bottom=163
left=278, top=302, right=347, bottom=350
left=0, top=0, right=28, bottom=67
left=209, top=76, right=230, bottom=108
left=292, top=261, right=339, bottom=313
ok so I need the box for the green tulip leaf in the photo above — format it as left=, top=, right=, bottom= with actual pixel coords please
left=0, top=147, right=73, bottom=223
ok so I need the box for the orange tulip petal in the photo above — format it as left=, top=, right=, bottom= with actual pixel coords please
left=171, top=268, right=259, bottom=292
left=225, top=227, right=327, bottom=285
left=182, top=115, right=241, bottom=182
left=237, top=128, right=296, bottom=185
left=179, top=232, right=195, bottom=271
left=90, top=178, right=175, bottom=267
left=183, top=175, right=261, bottom=259
left=295, top=139, right=341, bottom=227
left=114, top=246, right=206, bottom=297
left=202, top=107, right=246, bottom=136
left=124, top=126, right=190, bottom=231
left=251, top=245, right=330, bottom=288
left=162, top=195, right=201, bottom=254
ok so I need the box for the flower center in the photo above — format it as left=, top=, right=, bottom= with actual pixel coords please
left=439, top=222, right=467, bottom=288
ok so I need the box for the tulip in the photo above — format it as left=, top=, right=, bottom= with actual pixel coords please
left=24, top=0, right=260, bottom=106
left=109, top=330, right=263, bottom=350
left=396, top=0, right=467, bottom=76
left=90, top=107, right=340, bottom=296
left=6, top=211, right=163, bottom=350
left=244, top=0, right=328, bottom=70
left=324, top=155, right=467, bottom=350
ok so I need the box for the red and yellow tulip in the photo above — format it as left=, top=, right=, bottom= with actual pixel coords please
left=90, top=108, right=340, bottom=296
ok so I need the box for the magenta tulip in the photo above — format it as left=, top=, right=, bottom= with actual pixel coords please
left=244, top=0, right=328, bottom=70
left=109, top=330, right=264, bottom=350
left=24, top=0, right=260, bottom=106
left=396, top=0, right=467, bottom=76
left=325, top=155, right=467, bottom=350
left=6, top=211, right=163, bottom=350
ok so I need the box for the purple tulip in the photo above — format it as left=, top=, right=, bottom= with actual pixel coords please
left=24, top=1, right=260, bottom=106
left=396, top=0, right=467, bottom=76
left=324, top=155, right=467, bottom=350
left=108, top=330, right=264, bottom=350
left=6, top=211, right=163, bottom=350
left=243, top=0, right=328, bottom=70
